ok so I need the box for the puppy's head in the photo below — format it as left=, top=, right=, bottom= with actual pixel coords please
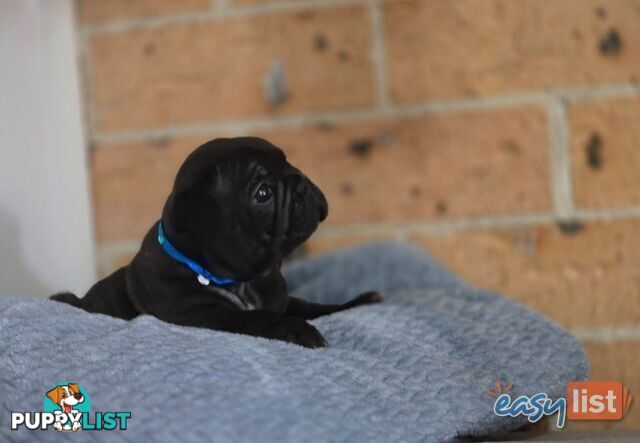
left=46, top=384, right=84, bottom=413
left=162, top=137, right=328, bottom=279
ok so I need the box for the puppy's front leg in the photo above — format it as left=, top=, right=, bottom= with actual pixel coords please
left=163, top=307, right=327, bottom=348
left=285, top=291, right=382, bottom=320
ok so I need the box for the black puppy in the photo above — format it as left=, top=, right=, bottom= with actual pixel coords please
left=52, top=137, right=380, bottom=348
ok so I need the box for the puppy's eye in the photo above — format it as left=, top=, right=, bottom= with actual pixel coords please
left=254, top=183, right=273, bottom=204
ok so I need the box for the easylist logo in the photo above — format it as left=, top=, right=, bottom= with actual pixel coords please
left=567, top=381, right=633, bottom=421
left=489, top=380, right=633, bottom=428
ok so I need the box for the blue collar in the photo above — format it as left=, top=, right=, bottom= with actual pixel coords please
left=157, top=223, right=238, bottom=287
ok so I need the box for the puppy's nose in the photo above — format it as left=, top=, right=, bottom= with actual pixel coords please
left=74, top=393, right=82, bottom=400
left=317, top=190, right=328, bottom=221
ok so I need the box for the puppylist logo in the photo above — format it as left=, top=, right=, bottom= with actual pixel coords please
left=11, top=382, right=131, bottom=432
left=487, top=380, right=633, bottom=428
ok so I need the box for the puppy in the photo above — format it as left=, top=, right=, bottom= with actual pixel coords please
left=52, top=137, right=380, bottom=348
left=46, top=384, right=84, bottom=431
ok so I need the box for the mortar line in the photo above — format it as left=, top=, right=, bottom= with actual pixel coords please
left=562, top=82, right=640, bottom=102
left=575, top=205, right=640, bottom=220
left=314, top=213, right=557, bottom=238
left=547, top=95, right=575, bottom=220
left=370, top=0, right=391, bottom=108
left=97, top=213, right=555, bottom=258
left=88, top=80, right=640, bottom=146
left=83, top=0, right=369, bottom=35
left=98, top=239, right=143, bottom=255
left=96, top=203, right=640, bottom=266
left=573, top=325, right=640, bottom=342
left=90, top=92, right=548, bottom=146
left=317, top=204, right=640, bottom=238
left=95, top=210, right=640, bottom=254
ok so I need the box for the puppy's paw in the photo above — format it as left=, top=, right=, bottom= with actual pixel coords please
left=347, top=291, right=382, bottom=308
left=265, top=317, right=327, bottom=349
left=50, top=292, right=83, bottom=307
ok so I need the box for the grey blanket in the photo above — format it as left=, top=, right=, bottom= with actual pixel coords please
left=0, top=242, right=587, bottom=442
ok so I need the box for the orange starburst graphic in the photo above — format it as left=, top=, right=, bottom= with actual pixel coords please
left=485, top=381, right=513, bottom=398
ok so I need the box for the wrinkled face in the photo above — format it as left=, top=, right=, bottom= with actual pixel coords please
left=240, top=152, right=328, bottom=254
left=163, top=137, right=328, bottom=278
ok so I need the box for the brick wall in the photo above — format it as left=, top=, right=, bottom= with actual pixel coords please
left=77, top=0, right=640, bottom=429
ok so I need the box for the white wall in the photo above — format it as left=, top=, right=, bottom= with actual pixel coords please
left=0, top=0, right=97, bottom=297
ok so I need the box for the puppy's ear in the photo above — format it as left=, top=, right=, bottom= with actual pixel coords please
left=68, top=383, right=80, bottom=395
left=46, top=386, right=63, bottom=405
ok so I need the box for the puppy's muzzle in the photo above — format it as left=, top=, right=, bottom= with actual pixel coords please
left=293, top=177, right=328, bottom=222
left=291, top=173, right=329, bottom=222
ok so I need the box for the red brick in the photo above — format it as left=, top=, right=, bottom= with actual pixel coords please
left=91, top=135, right=214, bottom=242
left=570, top=97, right=640, bottom=209
left=261, top=106, right=551, bottom=226
left=89, top=5, right=374, bottom=130
left=92, top=106, right=550, bottom=242
left=385, top=0, right=640, bottom=102
left=413, top=220, right=640, bottom=329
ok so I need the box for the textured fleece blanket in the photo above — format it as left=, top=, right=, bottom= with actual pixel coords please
left=0, top=242, right=587, bottom=442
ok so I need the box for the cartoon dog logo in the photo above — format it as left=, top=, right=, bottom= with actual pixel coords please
left=45, top=383, right=84, bottom=431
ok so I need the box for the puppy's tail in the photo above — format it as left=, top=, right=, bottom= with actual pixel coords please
left=50, top=292, right=83, bottom=308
